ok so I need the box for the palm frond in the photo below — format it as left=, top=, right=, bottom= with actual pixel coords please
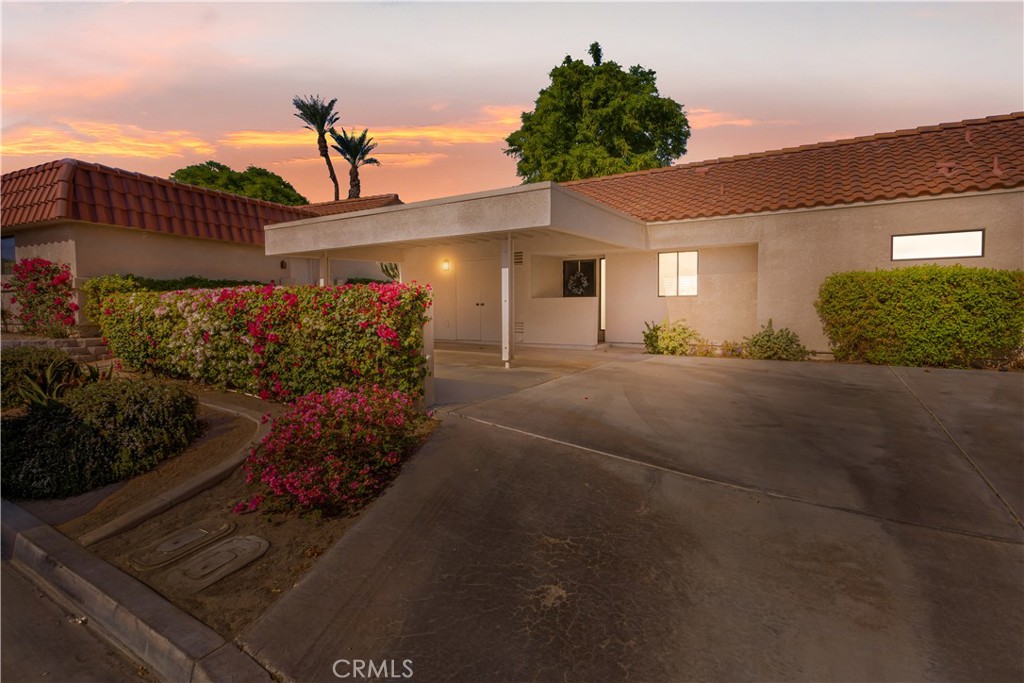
left=292, top=95, right=340, bottom=133
left=329, top=127, right=380, bottom=166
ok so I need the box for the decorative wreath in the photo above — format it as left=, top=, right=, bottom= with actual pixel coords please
left=567, top=271, right=589, bottom=296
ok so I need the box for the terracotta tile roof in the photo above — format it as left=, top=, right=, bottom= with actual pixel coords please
left=563, top=112, right=1024, bottom=222
left=304, top=194, right=403, bottom=216
left=1, top=159, right=317, bottom=245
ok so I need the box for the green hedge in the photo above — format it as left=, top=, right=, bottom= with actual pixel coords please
left=1, top=378, right=199, bottom=499
left=82, top=274, right=264, bottom=324
left=815, top=265, right=1024, bottom=367
left=96, top=282, right=431, bottom=399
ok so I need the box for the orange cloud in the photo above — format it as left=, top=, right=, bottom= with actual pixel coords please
left=687, top=108, right=757, bottom=129
left=687, top=108, right=800, bottom=130
left=221, top=104, right=527, bottom=151
left=2, top=120, right=215, bottom=158
left=273, top=152, right=448, bottom=169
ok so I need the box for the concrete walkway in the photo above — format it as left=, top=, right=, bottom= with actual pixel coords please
left=242, top=352, right=1024, bottom=682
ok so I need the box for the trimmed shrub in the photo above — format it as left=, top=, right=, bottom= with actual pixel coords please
left=96, top=282, right=431, bottom=399
left=643, top=319, right=705, bottom=355
left=3, top=258, right=79, bottom=337
left=742, top=320, right=809, bottom=361
left=82, top=274, right=264, bottom=324
left=81, top=274, right=144, bottom=325
left=1, top=378, right=200, bottom=499
left=1, top=346, right=76, bottom=408
left=816, top=265, right=1024, bottom=367
left=237, top=384, right=430, bottom=515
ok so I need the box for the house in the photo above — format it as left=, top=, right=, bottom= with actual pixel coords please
left=0, top=158, right=403, bottom=324
left=263, top=112, right=1024, bottom=363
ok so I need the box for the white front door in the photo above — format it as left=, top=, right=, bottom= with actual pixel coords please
left=456, top=258, right=501, bottom=341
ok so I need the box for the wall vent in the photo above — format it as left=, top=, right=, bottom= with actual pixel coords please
left=513, top=251, right=524, bottom=265
left=514, top=322, right=525, bottom=334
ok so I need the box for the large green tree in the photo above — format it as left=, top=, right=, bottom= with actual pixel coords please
left=329, top=127, right=381, bottom=199
left=170, top=161, right=309, bottom=205
left=293, top=94, right=341, bottom=201
left=504, top=42, right=691, bottom=183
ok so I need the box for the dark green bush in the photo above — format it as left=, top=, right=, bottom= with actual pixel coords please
left=816, top=265, right=1024, bottom=367
left=742, top=320, right=809, bottom=361
left=1, top=378, right=200, bottom=499
left=345, top=276, right=391, bottom=285
left=1, top=346, right=76, bottom=408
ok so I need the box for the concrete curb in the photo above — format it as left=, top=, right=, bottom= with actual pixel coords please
left=1, top=392, right=276, bottom=682
left=2, top=501, right=272, bottom=683
left=79, top=398, right=271, bottom=547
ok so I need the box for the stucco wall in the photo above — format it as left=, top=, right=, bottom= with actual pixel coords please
left=648, top=190, right=1024, bottom=351
left=605, top=245, right=758, bottom=346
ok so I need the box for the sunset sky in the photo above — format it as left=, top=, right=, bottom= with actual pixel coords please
left=2, top=2, right=1021, bottom=204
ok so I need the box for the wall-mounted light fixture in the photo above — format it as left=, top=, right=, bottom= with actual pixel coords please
left=441, top=259, right=451, bottom=272
left=280, top=260, right=288, bottom=270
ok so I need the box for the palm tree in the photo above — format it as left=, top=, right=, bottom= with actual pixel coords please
left=293, top=95, right=341, bottom=201
left=329, top=127, right=380, bottom=199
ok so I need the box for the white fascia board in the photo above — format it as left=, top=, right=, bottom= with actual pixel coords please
left=264, top=183, right=557, bottom=256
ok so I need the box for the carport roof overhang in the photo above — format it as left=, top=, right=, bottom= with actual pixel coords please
left=264, top=182, right=647, bottom=261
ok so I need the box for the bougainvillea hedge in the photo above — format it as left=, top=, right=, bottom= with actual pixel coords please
left=97, top=282, right=432, bottom=399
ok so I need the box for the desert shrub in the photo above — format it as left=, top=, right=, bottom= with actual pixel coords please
left=692, top=339, right=719, bottom=357
left=1, top=378, right=200, bottom=499
left=1, top=346, right=76, bottom=408
left=742, top=320, right=809, bottom=361
left=96, top=282, right=431, bottom=399
left=237, top=384, right=430, bottom=515
left=719, top=340, right=744, bottom=358
left=3, top=258, right=78, bottom=337
left=816, top=265, right=1024, bottom=367
left=643, top=319, right=704, bottom=356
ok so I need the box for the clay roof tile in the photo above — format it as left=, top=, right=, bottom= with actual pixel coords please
left=564, top=112, right=1024, bottom=221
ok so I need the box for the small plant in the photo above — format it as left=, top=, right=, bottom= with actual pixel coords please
left=742, top=319, right=809, bottom=361
left=237, top=384, right=430, bottom=515
left=1, top=346, right=76, bottom=408
left=719, top=340, right=744, bottom=358
left=4, top=258, right=79, bottom=337
left=643, top=319, right=704, bottom=356
left=17, top=358, right=113, bottom=408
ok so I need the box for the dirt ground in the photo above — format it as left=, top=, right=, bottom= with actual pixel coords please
left=17, top=398, right=433, bottom=641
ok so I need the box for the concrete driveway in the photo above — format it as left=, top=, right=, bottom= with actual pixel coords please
left=243, top=350, right=1023, bottom=682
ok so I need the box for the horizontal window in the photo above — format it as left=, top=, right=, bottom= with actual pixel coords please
left=892, top=230, right=984, bottom=261
left=658, top=251, right=698, bottom=296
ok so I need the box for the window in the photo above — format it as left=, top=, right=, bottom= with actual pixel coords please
left=658, top=251, right=698, bottom=296
left=1, top=236, right=13, bottom=275
left=891, top=230, right=984, bottom=261
left=563, top=259, right=597, bottom=297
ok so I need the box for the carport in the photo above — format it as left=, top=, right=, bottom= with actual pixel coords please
left=263, top=182, right=645, bottom=366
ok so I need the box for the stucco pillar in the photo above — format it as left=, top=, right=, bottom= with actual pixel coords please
left=319, top=254, right=330, bottom=286
left=501, top=233, right=515, bottom=368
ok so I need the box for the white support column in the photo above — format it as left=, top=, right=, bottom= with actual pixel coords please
left=319, top=254, right=330, bottom=286
left=501, top=233, right=514, bottom=368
